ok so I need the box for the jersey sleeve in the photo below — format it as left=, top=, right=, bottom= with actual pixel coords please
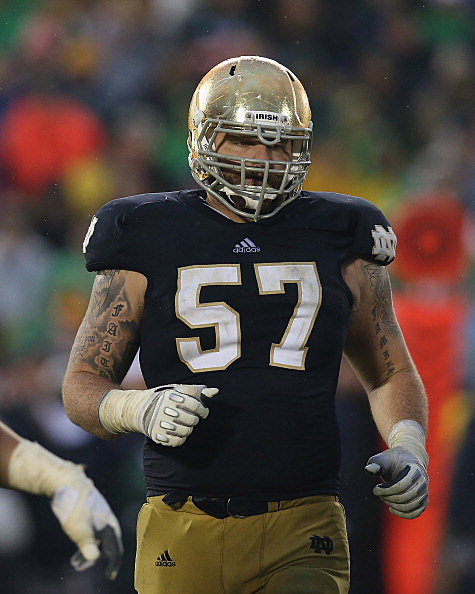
left=350, top=198, right=397, bottom=265
left=82, top=197, right=147, bottom=273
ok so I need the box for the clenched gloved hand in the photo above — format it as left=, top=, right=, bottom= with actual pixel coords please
left=365, top=420, right=429, bottom=519
left=99, top=384, right=219, bottom=446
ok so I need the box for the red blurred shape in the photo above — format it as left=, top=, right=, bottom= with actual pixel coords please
left=392, top=194, right=468, bottom=284
left=1, top=94, right=106, bottom=195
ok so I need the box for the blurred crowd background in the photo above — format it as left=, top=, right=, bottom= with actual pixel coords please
left=0, top=0, right=474, bottom=593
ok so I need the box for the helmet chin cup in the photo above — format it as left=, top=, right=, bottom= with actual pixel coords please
left=222, top=186, right=278, bottom=220
left=188, top=56, right=313, bottom=221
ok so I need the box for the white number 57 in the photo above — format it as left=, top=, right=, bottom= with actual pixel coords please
left=175, top=263, right=321, bottom=372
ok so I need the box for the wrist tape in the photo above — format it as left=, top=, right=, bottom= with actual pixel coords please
left=8, top=439, right=87, bottom=497
left=98, top=388, right=157, bottom=434
left=388, top=420, right=428, bottom=467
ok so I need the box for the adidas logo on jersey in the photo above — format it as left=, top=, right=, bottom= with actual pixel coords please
left=155, top=550, right=176, bottom=567
left=233, top=238, right=261, bottom=253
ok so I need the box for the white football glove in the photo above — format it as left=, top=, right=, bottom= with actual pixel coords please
left=8, top=440, right=123, bottom=579
left=365, top=420, right=429, bottom=519
left=51, top=476, right=123, bottom=580
left=99, top=384, right=219, bottom=446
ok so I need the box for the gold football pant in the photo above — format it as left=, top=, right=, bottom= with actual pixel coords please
left=135, top=494, right=350, bottom=594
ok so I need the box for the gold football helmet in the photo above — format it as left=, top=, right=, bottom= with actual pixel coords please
left=188, top=56, right=313, bottom=220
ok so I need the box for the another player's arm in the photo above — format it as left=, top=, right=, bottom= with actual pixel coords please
left=342, top=258, right=428, bottom=442
left=62, top=269, right=147, bottom=439
left=0, top=421, right=21, bottom=486
left=0, top=419, right=123, bottom=577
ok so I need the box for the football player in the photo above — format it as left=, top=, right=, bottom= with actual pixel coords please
left=63, top=56, right=428, bottom=593
left=0, top=419, right=123, bottom=580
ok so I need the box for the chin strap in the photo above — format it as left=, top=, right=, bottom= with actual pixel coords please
left=222, top=186, right=276, bottom=206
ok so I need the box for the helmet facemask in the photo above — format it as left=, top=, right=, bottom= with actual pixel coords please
left=188, top=56, right=313, bottom=221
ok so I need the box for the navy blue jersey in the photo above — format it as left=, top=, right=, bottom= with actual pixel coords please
left=84, top=190, right=396, bottom=499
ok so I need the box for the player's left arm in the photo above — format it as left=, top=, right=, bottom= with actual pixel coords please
left=0, top=420, right=123, bottom=579
left=342, top=258, right=429, bottom=519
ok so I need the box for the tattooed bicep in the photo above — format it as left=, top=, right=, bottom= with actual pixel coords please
left=91, top=269, right=125, bottom=313
left=361, top=262, right=400, bottom=338
left=69, top=269, right=143, bottom=382
left=344, top=261, right=408, bottom=383
left=89, top=270, right=117, bottom=312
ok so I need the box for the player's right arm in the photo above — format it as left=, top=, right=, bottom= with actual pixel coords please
left=62, top=268, right=218, bottom=446
left=62, top=269, right=146, bottom=439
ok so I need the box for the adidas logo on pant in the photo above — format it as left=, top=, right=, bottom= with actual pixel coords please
left=155, top=550, right=176, bottom=567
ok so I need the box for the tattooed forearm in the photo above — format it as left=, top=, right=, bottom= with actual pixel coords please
left=69, top=270, right=141, bottom=383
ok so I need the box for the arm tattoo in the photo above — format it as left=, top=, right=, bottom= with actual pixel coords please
left=70, top=270, right=140, bottom=382
left=363, top=263, right=400, bottom=337
left=363, top=263, right=401, bottom=377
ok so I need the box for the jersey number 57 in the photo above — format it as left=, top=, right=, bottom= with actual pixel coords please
left=176, top=263, right=321, bottom=372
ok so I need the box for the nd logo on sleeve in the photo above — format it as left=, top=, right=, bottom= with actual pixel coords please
left=372, top=225, right=397, bottom=263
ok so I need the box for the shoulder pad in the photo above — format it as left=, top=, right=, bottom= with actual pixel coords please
left=308, top=192, right=396, bottom=264
left=350, top=197, right=396, bottom=264
left=82, top=194, right=154, bottom=272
